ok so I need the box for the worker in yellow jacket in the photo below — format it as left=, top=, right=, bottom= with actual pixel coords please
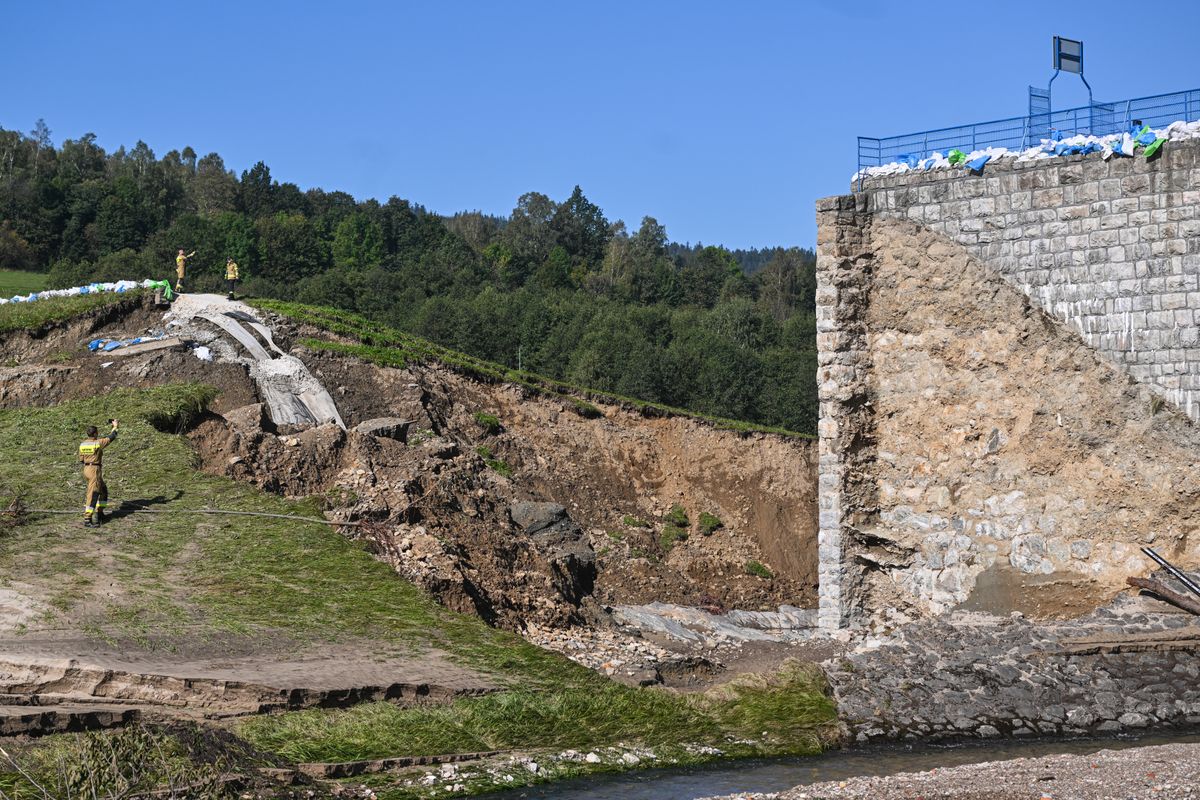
left=79, top=419, right=119, bottom=528
left=175, top=249, right=196, bottom=292
left=225, top=257, right=240, bottom=299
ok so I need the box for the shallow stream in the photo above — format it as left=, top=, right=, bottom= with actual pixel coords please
left=478, top=733, right=1200, bottom=800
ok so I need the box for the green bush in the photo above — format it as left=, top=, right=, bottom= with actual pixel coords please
left=476, top=445, right=512, bottom=477
left=698, top=512, right=723, bottom=536
left=745, top=560, right=774, bottom=580
left=622, top=515, right=650, bottom=529
left=659, top=524, right=688, bottom=552
left=474, top=412, right=502, bottom=435
left=666, top=504, right=689, bottom=528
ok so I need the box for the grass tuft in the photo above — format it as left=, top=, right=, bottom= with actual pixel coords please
left=698, top=512, right=723, bottom=536
left=659, top=524, right=688, bottom=553
left=745, top=560, right=774, bottom=580
left=473, top=412, right=501, bottom=435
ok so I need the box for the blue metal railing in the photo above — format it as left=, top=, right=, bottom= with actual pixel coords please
left=857, top=86, right=1200, bottom=177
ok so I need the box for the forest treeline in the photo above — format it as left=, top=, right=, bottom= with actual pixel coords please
left=0, top=122, right=818, bottom=432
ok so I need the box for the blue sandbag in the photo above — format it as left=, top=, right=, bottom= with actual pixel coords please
left=966, top=154, right=991, bottom=172
left=88, top=339, right=103, bottom=351
left=103, top=341, right=123, bottom=351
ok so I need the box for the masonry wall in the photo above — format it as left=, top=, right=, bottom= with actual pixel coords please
left=828, top=609, right=1200, bottom=742
left=860, top=141, right=1200, bottom=417
left=815, top=190, right=1200, bottom=630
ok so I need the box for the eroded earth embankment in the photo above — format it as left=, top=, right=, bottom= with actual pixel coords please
left=2, top=294, right=821, bottom=638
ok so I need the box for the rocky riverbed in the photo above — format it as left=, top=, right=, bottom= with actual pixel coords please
left=705, top=741, right=1200, bottom=799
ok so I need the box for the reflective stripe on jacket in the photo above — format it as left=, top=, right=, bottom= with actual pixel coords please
left=79, top=430, right=117, bottom=465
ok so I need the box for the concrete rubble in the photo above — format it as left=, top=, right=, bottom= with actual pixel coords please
left=164, top=293, right=345, bottom=430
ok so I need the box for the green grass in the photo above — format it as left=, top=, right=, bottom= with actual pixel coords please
left=474, top=445, right=513, bottom=478
left=745, top=560, right=774, bottom=580
left=699, top=512, right=723, bottom=536
left=0, top=291, right=138, bottom=335
left=258, top=300, right=810, bottom=438
left=622, top=515, right=650, bottom=529
left=659, top=524, right=688, bottom=552
left=0, top=724, right=226, bottom=800
left=473, top=411, right=501, bottom=435
left=0, top=270, right=47, bottom=296
left=0, top=384, right=577, bottom=684
left=237, top=661, right=835, bottom=764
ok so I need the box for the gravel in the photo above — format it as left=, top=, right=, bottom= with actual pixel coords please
left=705, top=742, right=1200, bottom=799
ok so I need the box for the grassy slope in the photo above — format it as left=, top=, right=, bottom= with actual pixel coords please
left=0, top=298, right=834, bottom=798
left=0, top=270, right=47, bottom=296
left=253, top=299, right=812, bottom=438
left=0, top=291, right=130, bottom=335
left=0, top=384, right=561, bottom=671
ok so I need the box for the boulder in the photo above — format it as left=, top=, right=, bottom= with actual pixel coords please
left=509, top=502, right=596, bottom=604
left=224, top=403, right=270, bottom=435
left=354, top=417, right=412, bottom=442
left=510, top=502, right=567, bottom=534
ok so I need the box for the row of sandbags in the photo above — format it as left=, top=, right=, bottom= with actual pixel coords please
left=1, top=279, right=172, bottom=306
left=855, top=118, right=1200, bottom=182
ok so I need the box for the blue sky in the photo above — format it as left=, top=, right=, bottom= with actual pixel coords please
left=3, top=1, right=1198, bottom=248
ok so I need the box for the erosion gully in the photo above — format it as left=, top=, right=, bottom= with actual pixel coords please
left=476, top=733, right=1200, bottom=800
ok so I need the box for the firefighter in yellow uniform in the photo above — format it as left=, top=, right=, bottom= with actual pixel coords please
left=79, top=419, right=119, bottom=528
left=175, top=249, right=195, bottom=292
left=225, top=257, right=240, bottom=299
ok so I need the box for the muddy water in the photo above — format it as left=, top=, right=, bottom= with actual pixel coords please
left=479, top=733, right=1200, bottom=800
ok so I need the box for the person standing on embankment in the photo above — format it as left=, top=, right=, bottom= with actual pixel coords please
left=225, top=257, right=240, bottom=299
left=79, top=419, right=118, bottom=528
left=175, top=248, right=195, bottom=292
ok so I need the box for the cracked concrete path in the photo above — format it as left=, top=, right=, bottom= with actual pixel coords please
left=164, top=293, right=345, bottom=430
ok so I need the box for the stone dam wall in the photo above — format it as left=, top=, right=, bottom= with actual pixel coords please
left=815, top=143, right=1200, bottom=630
left=857, top=142, right=1200, bottom=419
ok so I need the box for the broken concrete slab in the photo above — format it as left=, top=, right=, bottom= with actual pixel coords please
left=165, top=294, right=346, bottom=431
left=103, top=336, right=185, bottom=358
left=354, top=417, right=412, bottom=442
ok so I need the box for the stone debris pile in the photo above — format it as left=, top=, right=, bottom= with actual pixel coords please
left=827, top=598, right=1200, bottom=743
left=522, top=622, right=675, bottom=682
left=612, top=602, right=818, bottom=647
